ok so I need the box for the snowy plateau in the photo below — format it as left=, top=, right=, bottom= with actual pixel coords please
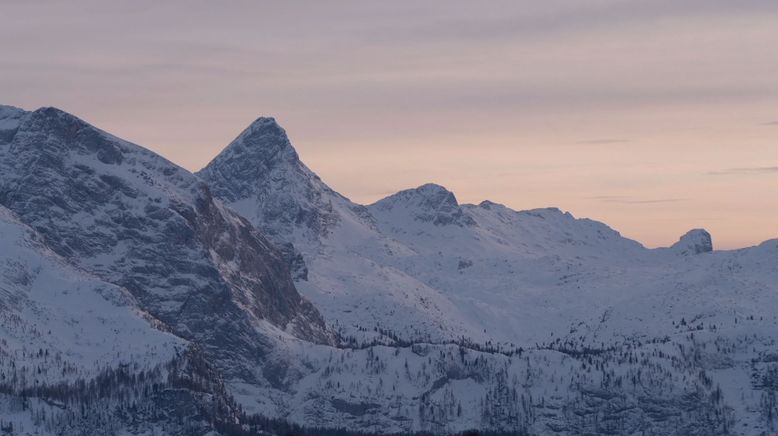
left=0, top=104, right=777, bottom=435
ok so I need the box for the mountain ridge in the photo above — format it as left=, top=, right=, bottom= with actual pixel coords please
left=2, top=105, right=777, bottom=434
left=198, top=115, right=735, bottom=350
left=0, top=105, right=332, bottom=363
left=196, top=114, right=778, bottom=432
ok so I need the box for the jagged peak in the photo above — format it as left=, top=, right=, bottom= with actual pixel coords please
left=25, top=106, right=99, bottom=132
left=1, top=106, right=198, bottom=178
left=0, top=106, right=135, bottom=166
left=215, top=115, right=299, bottom=167
left=520, top=207, right=571, bottom=219
left=478, top=199, right=505, bottom=210
left=249, top=115, right=279, bottom=126
left=373, top=183, right=458, bottom=209
left=34, top=105, right=70, bottom=115
left=0, top=105, right=28, bottom=144
left=0, top=104, right=27, bottom=117
left=477, top=202, right=569, bottom=220
left=370, top=183, right=476, bottom=227
left=28, top=106, right=89, bottom=125
left=197, top=116, right=322, bottom=206
left=671, top=228, right=713, bottom=255
left=240, top=116, right=287, bottom=142
left=414, top=182, right=453, bottom=194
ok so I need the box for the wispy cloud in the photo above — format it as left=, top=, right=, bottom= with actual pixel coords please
left=577, top=139, right=631, bottom=145
left=708, top=166, right=778, bottom=175
left=762, top=121, right=778, bottom=126
left=588, top=195, right=686, bottom=204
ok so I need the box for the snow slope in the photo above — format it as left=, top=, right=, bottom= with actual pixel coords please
left=0, top=205, right=182, bottom=385
left=0, top=106, right=334, bottom=406
left=200, top=116, right=778, bottom=433
left=197, top=118, right=713, bottom=347
left=0, top=106, right=776, bottom=434
left=199, top=119, right=481, bottom=343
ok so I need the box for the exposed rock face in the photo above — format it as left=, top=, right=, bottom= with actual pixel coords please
left=197, top=115, right=778, bottom=433
left=671, top=228, right=713, bottom=255
left=0, top=204, right=239, bottom=435
left=0, top=107, right=331, bottom=381
left=369, top=183, right=476, bottom=227
left=197, top=117, right=361, bottom=244
left=197, top=117, right=296, bottom=202
left=0, top=203, right=183, bottom=375
left=0, top=105, right=25, bottom=143
left=2, top=107, right=777, bottom=435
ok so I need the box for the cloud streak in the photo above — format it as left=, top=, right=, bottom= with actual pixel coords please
left=577, top=139, right=631, bottom=145
left=588, top=196, right=686, bottom=204
left=708, top=167, right=778, bottom=176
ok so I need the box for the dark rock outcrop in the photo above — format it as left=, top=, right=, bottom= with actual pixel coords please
left=0, top=107, right=331, bottom=382
left=671, top=228, right=713, bottom=255
left=369, top=183, right=476, bottom=227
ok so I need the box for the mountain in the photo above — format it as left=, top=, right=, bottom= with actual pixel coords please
left=198, top=119, right=474, bottom=343
left=0, top=204, right=246, bottom=435
left=0, top=106, right=328, bottom=343
left=200, top=116, right=778, bottom=434
left=197, top=121, right=655, bottom=345
left=670, top=228, right=714, bottom=255
left=0, top=204, right=182, bottom=382
left=370, top=183, right=476, bottom=227
left=0, top=106, right=336, bottom=434
left=198, top=117, right=364, bottom=244
left=1, top=106, right=777, bottom=434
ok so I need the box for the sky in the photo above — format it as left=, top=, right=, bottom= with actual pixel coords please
left=1, top=0, right=777, bottom=249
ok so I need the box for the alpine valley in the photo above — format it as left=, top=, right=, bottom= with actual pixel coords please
left=1, top=104, right=777, bottom=435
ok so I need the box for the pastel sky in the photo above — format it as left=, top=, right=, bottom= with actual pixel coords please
left=2, top=0, right=777, bottom=249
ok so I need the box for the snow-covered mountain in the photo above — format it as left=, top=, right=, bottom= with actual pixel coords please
left=0, top=105, right=328, bottom=343
left=1, top=106, right=777, bottom=434
left=0, top=204, right=182, bottom=382
left=196, top=118, right=717, bottom=347
left=198, top=118, right=477, bottom=343
left=0, top=106, right=334, bottom=434
left=200, top=116, right=778, bottom=434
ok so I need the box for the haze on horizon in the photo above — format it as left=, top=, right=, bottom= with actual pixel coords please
left=2, top=0, right=777, bottom=249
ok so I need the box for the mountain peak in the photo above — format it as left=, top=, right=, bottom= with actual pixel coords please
left=0, top=104, right=26, bottom=117
left=671, top=228, right=713, bottom=255
left=198, top=116, right=348, bottom=243
left=415, top=182, right=454, bottom=196
left=370, top=183, right=475, bottom=227
left=197, top=116, right=305, bottom=201
left=0, top=105, right=27, bottom=144
left=246, top=116, right=282, bottom=132
left=478, top=199, right=505, bottom=210
left=214, top=116, right=300, bottom=170
left=30, top=106, right=89, bottom=127
left=3, top=106, right=130, bottom=165
left=374, top=183, right=458, bottom=209
left=240, top=115, right=295, bottom=150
